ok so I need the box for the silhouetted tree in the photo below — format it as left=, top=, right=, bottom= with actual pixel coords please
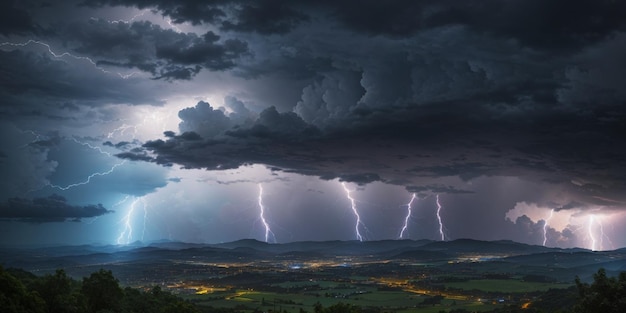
left=34, top=269, right=85, bottom=313
left=574, top=268, right=626, bottom=313
left=81, top=269, right=123, bottom=313
left=0, top=266, right=45, bottom=313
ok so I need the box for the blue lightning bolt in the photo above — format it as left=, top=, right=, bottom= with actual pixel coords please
left=115, top=196, right=132, bottom=244
left=116, top=197, right=148, bottom=245
left=542, top=209, right=554, bottom=246
left=436, top=194, right=446, bottom=241
left=597, top=218, right=614, bottom=250
left=0, top=40, right=138, bottom=79
left=47, top=161, right=126, bottom=191
left=341, top=182, right=365, bottom=242
left=399, top=193, right=416, bottom=239
left=70, top=137, right=114, bottom=156
left=43, top=136, right=127, bottom=191
left=257, top=184, right=276, bottom=243
left=588, top=215, right=596, bottom=251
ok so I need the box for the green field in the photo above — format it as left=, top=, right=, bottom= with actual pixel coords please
left=444, top=279, right=570, bottom=293
left=187, top=287, right=503, bottom=313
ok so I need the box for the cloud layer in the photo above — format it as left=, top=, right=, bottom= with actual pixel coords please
left=0, top=194, right=112, bottom=223
left=1, top=0, right=624, bottom=245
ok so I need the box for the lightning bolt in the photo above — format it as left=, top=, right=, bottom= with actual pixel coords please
left=18, top=129, right=46, bottom=149
left=47, top=161, right=126, bottom=191
left=70, top=137, right=113, bottom=156
left=115, top=196, right=132, bottom=244
left=588, top=215, right=596, bottom=251
left=165, top=17, right=184, bottom=33
left=597, top=218, right=614, bottom=250
left=435, top=194, right=445, bottom=241
left=0, top=40, right=138, bottom=79
left=341, top=182, right=364, bottom=242
left=106, top=107, right=176, bottom=141
left=399, top=193, right=416, bottom=239
left=116, top=197, right=148, bottom=245
left=542, top=209, right=554, bottom=246
left=257, top=184, right=276, bottom=243
left=107, top=124, right=136, bottom=139
left=98, top=10, right=147, bottom=24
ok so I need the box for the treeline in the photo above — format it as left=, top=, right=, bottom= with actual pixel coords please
left=438, top=268, right=626, bottom=313
left=0, top=266, right=203, bottom=313
left=1, top=266, right=625, bottom=313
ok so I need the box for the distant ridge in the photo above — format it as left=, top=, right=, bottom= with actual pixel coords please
left=1, top=238, right=625, bottom=284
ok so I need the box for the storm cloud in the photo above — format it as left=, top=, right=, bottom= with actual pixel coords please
left=1, top=0, right=625, bottom=246
left=0, top=194, right=112, bottom=223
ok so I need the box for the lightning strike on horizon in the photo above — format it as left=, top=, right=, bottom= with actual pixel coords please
left=435, top=195, right=445, bottom=241
left=116, top=197, right=148, bottom=245
left=341, top=182, right=364, bottom=242
left=257, top=184, right=276, bottom=243
left=588, top=215, right=596, bottom=251
left=542, top=209, right=554, bottom=246
left=597, top=218, right=615, bottom=250
left=0, top=40, right=138, bottom=79
left=115, top=196, right=132, bottom=244
left=399, top=193, right=416, bottom=239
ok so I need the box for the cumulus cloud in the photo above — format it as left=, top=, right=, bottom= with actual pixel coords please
left=178, top=101, right=233, bottom=138
left=83, top=0, right=310, bottom=34
left=59, top=19, right=248, bottom=80
left=2, top=0, right=625, bottom=245
left=118, top=93, right=626, bottom=206
left=0, top=194, right=112, bottom=223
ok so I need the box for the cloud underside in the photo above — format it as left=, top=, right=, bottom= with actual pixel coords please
left=116, top=101, right=626, bottom=210
left=0, top=194, right=112, bottom=223
left=2, top=0, right=625, bottom=212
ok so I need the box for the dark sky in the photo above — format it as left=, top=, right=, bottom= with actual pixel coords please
left=1, top=0, right=625, bottom=249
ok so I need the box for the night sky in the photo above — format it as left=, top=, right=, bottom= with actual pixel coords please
left=1, top=0, right=625, bottom=250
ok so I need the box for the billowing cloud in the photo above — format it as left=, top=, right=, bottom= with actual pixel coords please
left=83, top=0, right=310, bottom=34
left=119, top=95, right=626, bottom=210
left=60, top=19, right=248, bottom=80
left=0, top=194, right=112, bottom=223
left=1, top=0, right=625, bottom=246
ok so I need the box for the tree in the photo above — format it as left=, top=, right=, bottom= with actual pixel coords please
left=34, top=269, right=85, bottom=313
left=0, top=266, right=45, bottom=313
left=81, top=269, right=123, bottom=313
left=574, top=268, right=626, bottom=313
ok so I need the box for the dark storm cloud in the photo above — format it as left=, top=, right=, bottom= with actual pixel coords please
left=326, top=0, right=626, bottom=50
left=83, top=0, right=309, bottom=34
left=2, top=0, right=624, bottom=245
left=82, top=0, right=228, bottom=25
left=220, top=1, right=309, bottom=34
left=0, top=49, right=164, bottom=119
left=58, top=19, right=248, bottom=80
left=84, top=0, right=626, bottom=51
left=0, top=1, right=37, bottom=35
left=0, top=194, right=112, bottom=223
left=119, top=92, right=626, bottom=206
left=406, top=185, right=474, bottom=195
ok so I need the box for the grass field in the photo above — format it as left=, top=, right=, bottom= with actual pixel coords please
left=443, top=279, right=570, bottom=293
left=187, top=287, right=507, bottom=313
